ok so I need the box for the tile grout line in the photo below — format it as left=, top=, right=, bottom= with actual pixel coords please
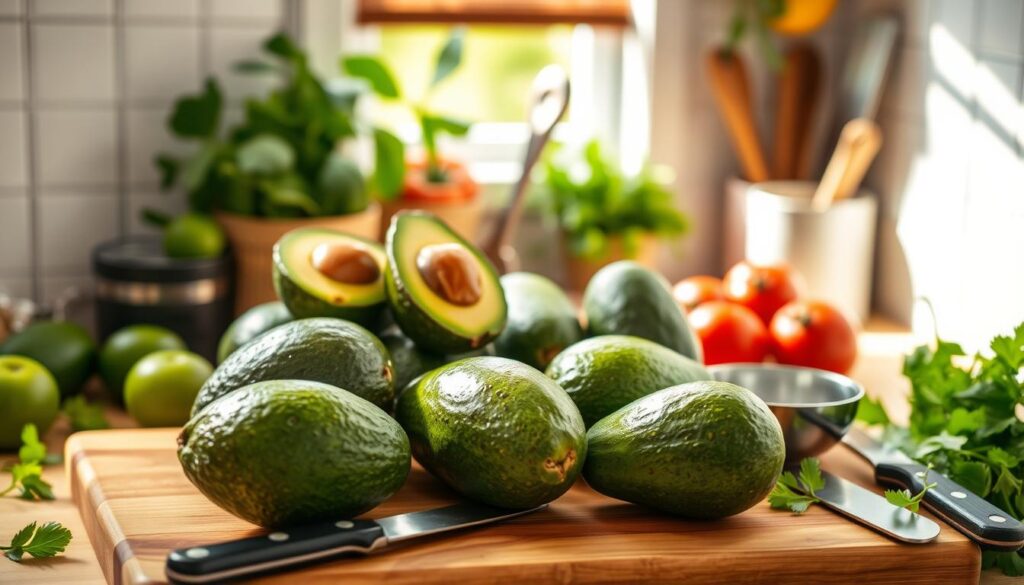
left=20, top=0, right=41, bottom=302
left=114, top=0, right=129, bottom=237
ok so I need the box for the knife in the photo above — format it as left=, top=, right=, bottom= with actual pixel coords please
left=165, top=502, right=545, bottom=584
left=814, top=469, right=939, bottom=544
left=844, top=427, right=1024, bottom=551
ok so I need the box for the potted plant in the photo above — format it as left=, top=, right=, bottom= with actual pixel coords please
left=342, top=29, right=482, bottom=241
left=534, top=139, right=690, bottom=291
left=155, top=34, right=403, bottom=313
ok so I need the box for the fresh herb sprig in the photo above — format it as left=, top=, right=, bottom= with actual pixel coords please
left=769, top=457, right=825, bottom=513
left=62, top=396, right=110, bottom=432
left=2, top=522, right=72, bottom=562
left=884, top=465, right=937, bottom=513
left=0, top=425, right=54, bottom=501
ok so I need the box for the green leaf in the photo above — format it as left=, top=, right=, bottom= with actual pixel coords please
left=988, top=448, right=1021, bottom=469
left=62, top=396, right=109, bottom=432
left=141, top=208, right=172, bottom=228
left=985, top=550, right=1024, bottom=577
left=154, top=155, right=179, bottom=190
left=19, top=476, right=54, bottom=501
left=951, top=460, right=992, bottom=497
left=1, top=522, right=72, bottom=562
left=264, top=33, right=302, bottom=61
left=421, top=114, right=471, bottom=137
left=18, top=425, right=45, bottom=465
left=317, top=151, right=367, bottom=215
left=260, top=175, right=320, bottom=217
left=798, top=457, right=825, bottom=494
left=234, top=59, right=278, bottom=74
left=430, top=28, right=465, bottom=89
left=993, top=466, right=1022, bottom=497
left=341, top=56, right=400, bottom=99
left=856, top=395, right=891, bottom=426
left=946, top=407, right=986, bottom=435
left=884, top=488, right=914, bottom=509
left=371, top=127, right=405, bottom=199
left=169, top=79, right=222, bottom=139
left=237, top=135, right=295, bottom=176
left=913, top=432, right=968, bottom=458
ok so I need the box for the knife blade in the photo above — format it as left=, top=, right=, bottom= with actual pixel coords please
left=815, top=470, right=939, bottom=544
left=165, top=502, right=545, bottom=584
left=844, top=427, right=1024, bottom=551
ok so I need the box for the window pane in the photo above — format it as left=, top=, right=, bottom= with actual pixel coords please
left=377, top=25, right=573, bottom=123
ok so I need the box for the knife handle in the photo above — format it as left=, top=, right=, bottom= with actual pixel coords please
left=165, top=519, right=386, bottom=584
left=876, top=461, right=1024, bottom=551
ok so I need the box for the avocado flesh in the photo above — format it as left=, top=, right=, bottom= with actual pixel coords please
left=395, top=356, right=586, bottom=509
left=273, top=228, right=386, bottom=326
left=584, top=380, right=785, bottom=519
left=216, top=301, right=293, bottom=363
left=546, top=335, right=711, bottom=427
left=495, top=272, right=583, bottom=371
left=193, top=318, right=394, bottom=415
left=179, top=379, right=410, bottom=528
left=386, top=212, right=506, bottom=354
left=583, top=261, right=702, bottom=362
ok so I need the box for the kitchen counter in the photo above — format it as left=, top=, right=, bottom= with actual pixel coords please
left=0, top=319, right=1017, bottom=585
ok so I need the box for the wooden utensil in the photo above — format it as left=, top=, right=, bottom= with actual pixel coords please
left=812, top=118, right=883, bottom=211
left=706, top=49, right=770, bottom=183
left=772, top=43, right=822, bottom=180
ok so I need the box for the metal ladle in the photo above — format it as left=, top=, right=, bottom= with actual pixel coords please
left=480, top=65, right=570, bottom=273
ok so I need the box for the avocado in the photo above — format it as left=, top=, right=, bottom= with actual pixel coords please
left=395, top=356, right=586, bottom=509
left=546, top=335, right=711, bottom=427
left=583, top=261, right=702, bottom=362
left=179, top=379, right=410, bottom=527
left=377, top=327, right=446, bottom=392
left=494, top=273, right=583, bottom=370
left=1, top=321, right=96, bottom=398
left=273, top=228, right=386, bottom=326
left=385, top=212, right=506, bottom=354
left=193, top=318, right=394, bottom=415
left=216, top=301, right=293, bottom=363
left=584, top=380, right=785, bottom=519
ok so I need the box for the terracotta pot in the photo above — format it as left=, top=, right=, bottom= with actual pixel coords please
left=379, top=196, right=483, bottom=242
left=563, top=233, right=660, bottom=293
left=215, top=203, right=382, bottom=314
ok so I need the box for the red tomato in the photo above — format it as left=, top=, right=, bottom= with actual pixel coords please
left=688, top=301, right=771, bottom=365
left=722, top=261, right=800, bottom=325
left=672, top=275, right=725, bottom=313
left=769, top=300, right=858, bottom=374
left=403, top=159, right=478, bottom=202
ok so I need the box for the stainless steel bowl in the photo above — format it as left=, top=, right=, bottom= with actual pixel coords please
left=709, top=363, right=864, bottom=463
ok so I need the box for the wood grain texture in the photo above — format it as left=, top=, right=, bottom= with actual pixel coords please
left=67, top=428, right=982, bottom=585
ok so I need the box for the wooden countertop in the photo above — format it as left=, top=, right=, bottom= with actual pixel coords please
left=0, top=320, right=1016, bottom=584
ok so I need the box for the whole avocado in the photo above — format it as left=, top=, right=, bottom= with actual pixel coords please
left=193, top=318, right=394, bottom=415
left=216, top=301, right=293, bottom=363
left=396, top=356, right=586, bottom=509
left=179, top=380, right=410, bottom=527
left=494, top=273, right=583, bottom=370
left=583, top=261, right=702, bottom=362
left=584, top=381, right=785, bottom=519
left=546, top=335, right=711, bottom=427
left=1, top=321, right=96, bottom=398
left=378, top=327, right=446, bottom=392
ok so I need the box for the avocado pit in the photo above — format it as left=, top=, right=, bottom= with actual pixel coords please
left=416, top=243, right=483, bottom=306
left=311, top=242, right=380, bottom=285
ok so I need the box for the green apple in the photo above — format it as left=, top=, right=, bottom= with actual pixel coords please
left=99, top=324, right=186, bottom=404
left=124, top=350, right=212, bottom=427
left=0, top=355, right=60, bottom=449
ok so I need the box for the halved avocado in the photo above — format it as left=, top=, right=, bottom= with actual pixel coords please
left=272, top=228, right=386, bottom=327
left=385, top=212, right=506, bottom=354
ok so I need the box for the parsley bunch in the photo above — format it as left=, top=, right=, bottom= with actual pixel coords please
left=860, top=322, right=1024, bottom=576
left=0, top=424, right=54, bottom=501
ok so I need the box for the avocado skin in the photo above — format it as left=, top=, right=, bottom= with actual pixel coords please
left=494, top=273, right=583, bottom=371
left=396, top=356, right=586, bottom=509
left=193, top=318, right=394, bottom=415
left=546, top=335, right=711, bottom=428
left=378, top=327, right=446, bottom=392
left=179, top=380, right=410, bottom=528
left=584, top=381, right=785, bottom=519
left=1, top=321, right=96, bottom=398
left=273, top=263, right=383, bottom=325
left=583, top=261, right=703, bottom=362
left=216, top=301, right=293, bottom=363
left=384, top=213, right=506, bottom=354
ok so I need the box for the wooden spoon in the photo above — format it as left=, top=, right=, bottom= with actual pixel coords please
left=706, top=48, right=770, bottom=183
left=811, top=118, right=882, bottom=211
left=772, top=43, right=822, bottom=180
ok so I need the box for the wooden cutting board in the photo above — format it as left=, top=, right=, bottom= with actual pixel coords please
left=67, top=429, right=980, bottom=585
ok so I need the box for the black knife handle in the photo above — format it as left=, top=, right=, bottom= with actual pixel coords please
left=165, top=519, right=386, bottom=584
left=876, top=461, right=1024, bottom=551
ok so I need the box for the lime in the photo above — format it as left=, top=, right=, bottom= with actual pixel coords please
left=99, top=324, right=186, bottom=404
left=163, top=213, right=226, bottom=259
left=0, top=356, right=60, bottom=449
left=125, top=350, right=212, bottom=427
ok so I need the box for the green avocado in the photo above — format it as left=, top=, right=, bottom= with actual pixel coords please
left=494, top=272, right=583, bottom=370
left=377, top=327, right=446, bottom=392
left=216, top=301, right=293, bottom=363
left=546, top=335, right=711, bottom=427
left=193, top=318, right=394, bottom=415
left=396, top=356, right=586, bottom=509
left=584, top=381, right=785, bottom=519
left=583, top=261, right=702, bottom=362
left=272, top=228, right=386, bottom=326
left=1, top=321, right=96, bottom=398
left=385, top=212, right=506, bottom=354
left=179, top=379, right=410, bottom=528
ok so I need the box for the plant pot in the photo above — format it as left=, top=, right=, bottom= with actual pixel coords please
left=379, top=196, right=483, bottom=242
left=379, top=158, right=483, bottom=241
left=215, top=203, right=382, bottom=314
left=563, top=233, right=660, bottom=293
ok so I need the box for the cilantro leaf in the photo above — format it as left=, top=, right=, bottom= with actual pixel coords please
left=2, top=424, right=54, bottom=500
left=62, top=396, right=110, bottom=432
left=18, top=424, right=46, bottom=464
left=856, top=395, right=891, bottom=426
left=769, top=457, right=825, bottom=514
left=884, top=466, right=936, bottom=513
left=798, top=458, right=825, bottom=493
left=1, top=522, right=72, bottom=562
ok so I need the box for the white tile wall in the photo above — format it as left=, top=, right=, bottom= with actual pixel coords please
left=0, top=0, right=289, bottom=303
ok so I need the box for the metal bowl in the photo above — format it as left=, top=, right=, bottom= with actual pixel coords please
left=709, top=363, right=864, bottom=463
